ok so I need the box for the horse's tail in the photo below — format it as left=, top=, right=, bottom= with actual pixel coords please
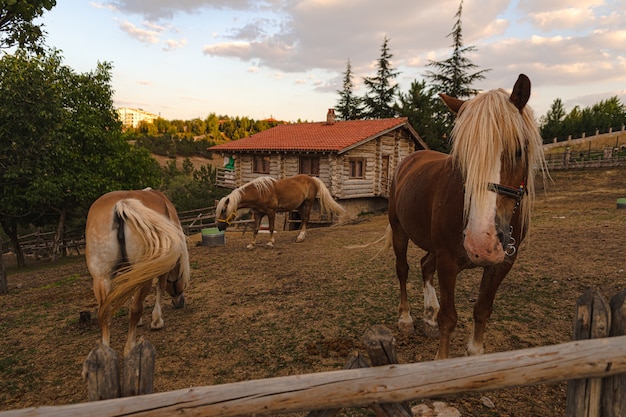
left=99, top=198, right=190, bottom=323
left=345, top=223, right=393, bottom=253
left=312, top=177, right=345, bottom=217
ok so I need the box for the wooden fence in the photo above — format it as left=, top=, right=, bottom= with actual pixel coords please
left=1, top=287, right=624, bottom=417
left=177, top=207, right=217, bottom=235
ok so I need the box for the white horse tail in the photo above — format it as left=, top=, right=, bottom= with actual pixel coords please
left=312, top=177, right=345, bottom=217
left=100, top=198, right=190, bottom=321
left=345, top=223, right=393, bottom=253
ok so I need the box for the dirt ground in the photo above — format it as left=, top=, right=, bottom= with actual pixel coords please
left=2, top=166, right=626, bottom=416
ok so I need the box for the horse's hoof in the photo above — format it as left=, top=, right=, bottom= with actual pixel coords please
left=150, top=319, right=164, bottom=330
left=266, top=242, right=274, bottom=248
left=246, top=244, right=256, bottom=250
left=172, top=295, right=185, bottom=309
left=422, top=325, right=440, bottom=338
left=137, top=317, right=144, bottom=327
left=398, top=320, right=415, bottom=335
left=295, top=237, right=305, bottom=243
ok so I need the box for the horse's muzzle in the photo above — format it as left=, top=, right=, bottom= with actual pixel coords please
left=217, top=220, right=228, bottom=231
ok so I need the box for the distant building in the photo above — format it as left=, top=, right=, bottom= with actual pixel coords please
left=117, top=107, right=159, bottom=128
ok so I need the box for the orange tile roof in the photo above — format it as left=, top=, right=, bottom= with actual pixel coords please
left=209, top=117, right=424, bottom=153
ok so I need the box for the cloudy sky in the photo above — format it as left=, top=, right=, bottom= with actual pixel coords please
left=38, top=0, right=626, bottom=123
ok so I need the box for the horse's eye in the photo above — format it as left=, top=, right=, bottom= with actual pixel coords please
left=516, top=148, right=523, bottom=159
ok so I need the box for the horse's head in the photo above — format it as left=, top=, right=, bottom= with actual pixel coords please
left=215, top=196, right=236, bottom=231
left=442, top=74, right=544, bottom=266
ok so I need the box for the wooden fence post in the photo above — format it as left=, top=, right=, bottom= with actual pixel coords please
left=361, top=325, right=412, bottom=417
left=602, top=288, right=626, bottom=417
left=122, top=338, right=156, bottom=397
left=566, top=288, right=610, bottom=417
left=308, top=325, right=411, bottom=417
left=82, top=342, right=120, bottom=401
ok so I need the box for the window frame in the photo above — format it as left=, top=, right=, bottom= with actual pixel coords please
left=253, top=154, right=271, bottom=174
left=299, top=155, right=320, bottom=176
left=348, top=158, right=365, bottom=179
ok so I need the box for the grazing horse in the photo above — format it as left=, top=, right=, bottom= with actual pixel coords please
left=85, top=188, right=190, bottom=356
left=216, top=174, right=345, bottom=249
left=379, top=74, right=545, bottom=359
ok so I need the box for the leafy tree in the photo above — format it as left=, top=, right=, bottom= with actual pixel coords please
left=362, top=35, right=399, bottom=119
left=539, top=96, right=626, bottom=143
left=0, top=50, right=161, bottom=269
left=540, top=98, right=567, bottom=142
left=0, top=0, right=56, bottom=53
left=160, top=159, right=228, bottom=212
left=335, top=59, right=363, bottom=120
left=425, top=0, right=490, bottom=99
left=395, top=79, right=449, bottom=151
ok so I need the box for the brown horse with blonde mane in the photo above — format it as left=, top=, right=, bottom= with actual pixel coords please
left=216, top=174, right=345, bottom=248
left=85, top=188, right=190, bottom=356
left=364, top=74, right=546, bottom=359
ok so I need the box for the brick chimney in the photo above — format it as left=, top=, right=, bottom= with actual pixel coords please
left=326, top=108, right=335, bottom=125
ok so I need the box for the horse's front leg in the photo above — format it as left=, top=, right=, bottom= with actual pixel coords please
left=420, top=253, right=440, bottom=337
left=435, top=258, right=460, bottom=360
left=124, top=281, right=152, bottom=356
left=266, top=212, right=276, bottom=247
left=151, top=275, right=167, bottom=330
left=467, top=263, right=512, bottom=356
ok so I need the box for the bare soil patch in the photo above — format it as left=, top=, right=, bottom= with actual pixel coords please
left=2, top=167, right=626, bottom=416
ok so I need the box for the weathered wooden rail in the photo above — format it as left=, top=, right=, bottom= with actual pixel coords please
left=1, top=288, right=624, bottom=417
left=2, top=336, right=625, bottom=417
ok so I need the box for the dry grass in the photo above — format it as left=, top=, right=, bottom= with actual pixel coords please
left=2, top=166, right=626, bottom=416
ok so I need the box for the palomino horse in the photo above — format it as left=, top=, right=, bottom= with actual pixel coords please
left=216, top=174, right=344, bottom=248
left=85, top=188, right=190, bottom=356
left=380, top=74, right=545, bottom=359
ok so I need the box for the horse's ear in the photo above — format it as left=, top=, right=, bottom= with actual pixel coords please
left=510, top=74, right=531, bottom=112
left=439, top=93, right=465, bottom=114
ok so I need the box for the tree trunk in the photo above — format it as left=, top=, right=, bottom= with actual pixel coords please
left=50, top=208, right=67, bottom=262
left=1, top=220, right=25, bottom=268
left=0, top=252, right=7, bottom=294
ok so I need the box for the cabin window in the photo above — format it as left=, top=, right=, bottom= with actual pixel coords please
left=253, top=155, right=270, bottom=174
left=299, top=156, right=320, bottom=176
left=349, top=158, right=365, bottom=178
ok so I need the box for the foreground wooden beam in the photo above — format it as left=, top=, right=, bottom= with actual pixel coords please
left=4, top=336, right=626, bottom=417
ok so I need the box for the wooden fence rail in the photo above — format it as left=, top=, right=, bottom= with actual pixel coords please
left=2, top=335, right=626, bottom=417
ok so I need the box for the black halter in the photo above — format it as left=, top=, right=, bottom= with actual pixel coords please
left=487, top=182, right=526, bottom=256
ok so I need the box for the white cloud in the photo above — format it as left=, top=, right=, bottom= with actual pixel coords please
left=529, top=7, right=595, bottom=31
left=118, top=21, right=160, bottom=44
left=163, top=38, right=188, bottom=51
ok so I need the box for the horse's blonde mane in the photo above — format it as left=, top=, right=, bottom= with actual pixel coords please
left=217, top=176, right=277, bottom=216
left=450, top=88, right=546, bottom=232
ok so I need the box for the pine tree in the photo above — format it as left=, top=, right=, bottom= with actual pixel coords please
left=362, top=35, right=399, bottom=119
left=395, top=80, right=449, bottom=152
left=425, top=0, right=490, bottom=99
left=335, top=59, right=363, bottom=120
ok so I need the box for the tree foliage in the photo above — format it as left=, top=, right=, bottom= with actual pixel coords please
left=424, top=0, right=490, bottom=99
left=0, top=49, right=161, bottom=267
left=362, top=35, right=399, bottom=119
left=160, top=159, right=229, bottom=212
left=335, top=59, right=363, bottom=120
left=0, top=0, right=56, bottom=53
left=540, top=97, right=626, bottom=142
left=394, top=80, right=449, bottom=152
